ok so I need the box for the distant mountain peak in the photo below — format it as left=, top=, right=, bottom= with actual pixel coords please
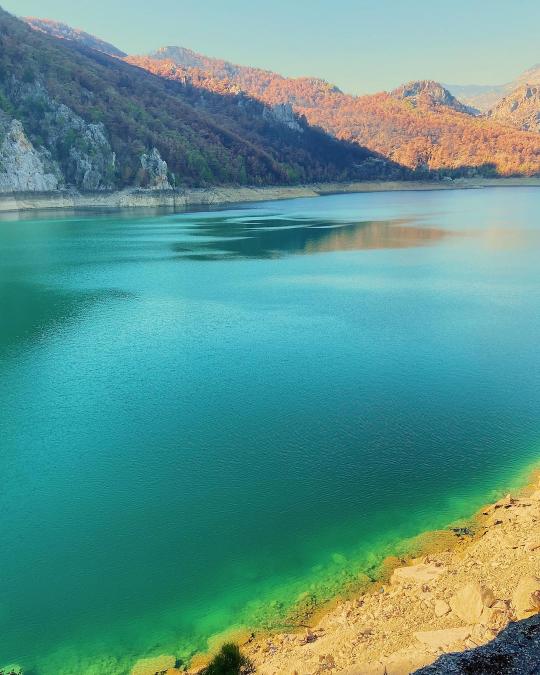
left=489, top=83, right=540, bottom=132
left=24, top=17, right=126, bottom=57
left=147, top=45, right=342, bottom=94
left=391, top=80, right=477, bottom=114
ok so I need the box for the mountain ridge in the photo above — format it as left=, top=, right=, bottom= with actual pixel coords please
left=0, top=8, right=404, bottom=194
left=446, top=64, right=540, bottom=112
left=18, top=14, right=540, bottom=180
left=23, top=17, right=127, bottom=58
left=127, top=50, right=540, bottom=176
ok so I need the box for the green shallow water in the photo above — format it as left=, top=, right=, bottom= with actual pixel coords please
left=1, top=188, right=540, bottom=674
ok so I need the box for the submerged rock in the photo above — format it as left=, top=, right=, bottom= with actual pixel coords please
left=390, top=562, right=446, bottom=586
left=130, top=654, right=176, bottom=675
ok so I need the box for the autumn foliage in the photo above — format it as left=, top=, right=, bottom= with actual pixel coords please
left=127, top=54, right=540, bottom=177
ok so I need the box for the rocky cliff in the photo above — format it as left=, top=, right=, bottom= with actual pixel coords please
left=0, top=79, right=117, bottom=193
left=489, top=84, right=540, bottom=133
left=0, top=7, right=402, bottom=194
left=0, top=116, right=60, bottom=191
left=140, top=148, right=172, bottom=189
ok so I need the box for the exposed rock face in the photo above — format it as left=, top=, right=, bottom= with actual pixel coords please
left=488, top=84, right=540, bottom=132
left=0, top=118, right=60, bottom=192
left=140, top=148, right=172, bottom=189
left=46, top=103, right=116, bottom=190
left=263, top=103, right=303, bottom=132
left=6, top=80, right=116, bottom=191
left=391, top=80, right=477, bottom=115
left=413, top=615, right=540, bottom=674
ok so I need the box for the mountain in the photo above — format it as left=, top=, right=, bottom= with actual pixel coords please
left=444, top=83, right=507, bottom=113
left=446, top=64, right=540, bottom=112
left=488, top=84, right=540, bottom=133
left=23, top=17, right=127, bottom=58
left=22, top=16, right=540, bottom=178
left=0, top=9, right=404, bottom=194
left=127, top=52, right=540, bottom=176
left=391, top=80, right=478, bottom=115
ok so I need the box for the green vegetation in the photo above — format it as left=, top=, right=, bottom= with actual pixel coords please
left=201, top=644, right=254, bottom=675
left=0, top=8, right=405, bottom=190
left=131, top=51, right=540, bottom=177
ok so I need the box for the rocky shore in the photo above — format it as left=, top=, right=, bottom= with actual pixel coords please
left=2, top=177, right=540, bottom=215
left=129, top=471, right=540, bottom=675
left=237, top=474, right=540, bottom=675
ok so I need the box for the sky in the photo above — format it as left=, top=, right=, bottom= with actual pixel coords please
left=3, top=0, right=540, bottom=95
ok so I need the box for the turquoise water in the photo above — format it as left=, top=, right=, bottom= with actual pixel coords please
left=1, top=188, right=540, bottom=674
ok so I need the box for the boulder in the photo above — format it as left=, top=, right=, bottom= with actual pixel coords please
left=414, top=626, right=472, bottom=650
left=383, top=646, right=434, bottom=674
left=434, top=599, right=451, bottom=617
left=479, top=604, right=511, bottom=631
left=450, top=582, right=495, bottom=623
left=131, top=654, right=176, bottom=675
left=390, top=563, right=446, bottom=586
left=512, top=575, right=540, bottom=620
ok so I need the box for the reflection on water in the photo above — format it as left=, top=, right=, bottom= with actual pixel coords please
left=171, top=215, right=452, bottom=260
left=2, top=189, right=540, bottom=675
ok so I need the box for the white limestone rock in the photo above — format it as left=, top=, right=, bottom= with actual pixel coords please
left=140, top=148, right=172, bottom=190
left=0, top=118, right=60, bottom=192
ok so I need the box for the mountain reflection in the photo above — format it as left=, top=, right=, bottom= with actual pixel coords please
left=171, top=216, right=451, bottom=260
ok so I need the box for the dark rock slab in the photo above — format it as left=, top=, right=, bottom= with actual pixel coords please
left=413, top=615, right=540, bottom=674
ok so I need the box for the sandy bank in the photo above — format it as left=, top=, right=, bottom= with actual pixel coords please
left=2, top=177, right=540, bottom=214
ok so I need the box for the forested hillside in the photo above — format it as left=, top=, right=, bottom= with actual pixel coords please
left=127, top=52, right=540, bottom=177
left=0, top=8, right=404, bottom=193
left=20, top=14, right=540, bottom=181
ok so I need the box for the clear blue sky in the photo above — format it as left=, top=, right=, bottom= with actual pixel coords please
left=3, top=0, right=540, bottom=94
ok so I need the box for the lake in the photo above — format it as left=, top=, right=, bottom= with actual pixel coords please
left=1, top=187, right=540, bottom=674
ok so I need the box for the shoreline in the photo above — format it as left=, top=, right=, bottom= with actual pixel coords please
left=2, top=177, right=540, bottom=214
left=159, top=464, right=540, bottom=675
left=238, top=468, right=540, bottom=675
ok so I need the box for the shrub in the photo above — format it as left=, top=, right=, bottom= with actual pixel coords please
left=201, top=643, right=254, bottom=675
